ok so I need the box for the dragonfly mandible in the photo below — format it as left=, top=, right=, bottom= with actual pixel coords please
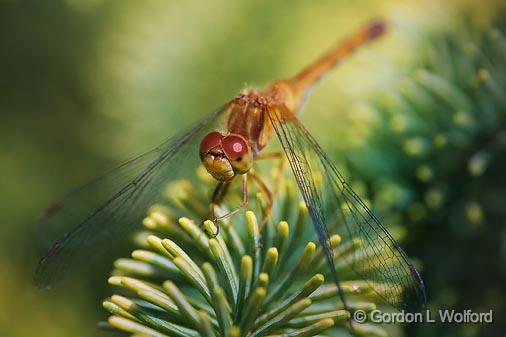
left=35, top=19, right=426, bottom=313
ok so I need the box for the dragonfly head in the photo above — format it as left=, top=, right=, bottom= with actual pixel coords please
left=200, top=131, right=253, bottom=181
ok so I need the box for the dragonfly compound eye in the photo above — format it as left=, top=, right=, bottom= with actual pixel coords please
left=221, top=134, right=249, bottom=160
left=200, top=131, right=224, bottom=153
left=222, top=134, right=253, bottom=174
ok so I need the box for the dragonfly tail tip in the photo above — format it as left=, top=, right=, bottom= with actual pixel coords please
left=367, top=19, right=387, bottom=40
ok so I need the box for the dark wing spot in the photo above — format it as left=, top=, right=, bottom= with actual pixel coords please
left=41, top=199, right=63, bottom=219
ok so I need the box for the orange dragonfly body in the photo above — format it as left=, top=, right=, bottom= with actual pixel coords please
left=216, top=18, right=386, bottom=155
left=200, top=21, right=386, bottom=218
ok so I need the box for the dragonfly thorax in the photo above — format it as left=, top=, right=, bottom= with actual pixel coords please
left=199, top=131, right=253, bottom=181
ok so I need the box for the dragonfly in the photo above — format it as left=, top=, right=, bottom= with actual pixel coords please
left=35, top=19, right=426, bottom=313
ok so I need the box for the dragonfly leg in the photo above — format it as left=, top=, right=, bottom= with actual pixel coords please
left=208, top=181, right=230, bottom=232
left=209, top=174, right=249, bottom=236
left=249, top=169, right=274, bottom=232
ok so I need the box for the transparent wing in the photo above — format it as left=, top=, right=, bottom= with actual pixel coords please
left=35, top=103, right=230, bottom=288
left=267, top=106, right=426, bottom=312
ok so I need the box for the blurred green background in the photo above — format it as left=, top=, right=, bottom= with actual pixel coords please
left=0, top=0, right=504, bottom=336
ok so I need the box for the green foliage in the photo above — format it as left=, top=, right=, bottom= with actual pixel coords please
left=102, top=175, right=388, bottom=337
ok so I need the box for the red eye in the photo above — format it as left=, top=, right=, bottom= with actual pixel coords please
left=200, top=131, right=224, bottom=152
left=222, top=134, right=249, bottom=160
